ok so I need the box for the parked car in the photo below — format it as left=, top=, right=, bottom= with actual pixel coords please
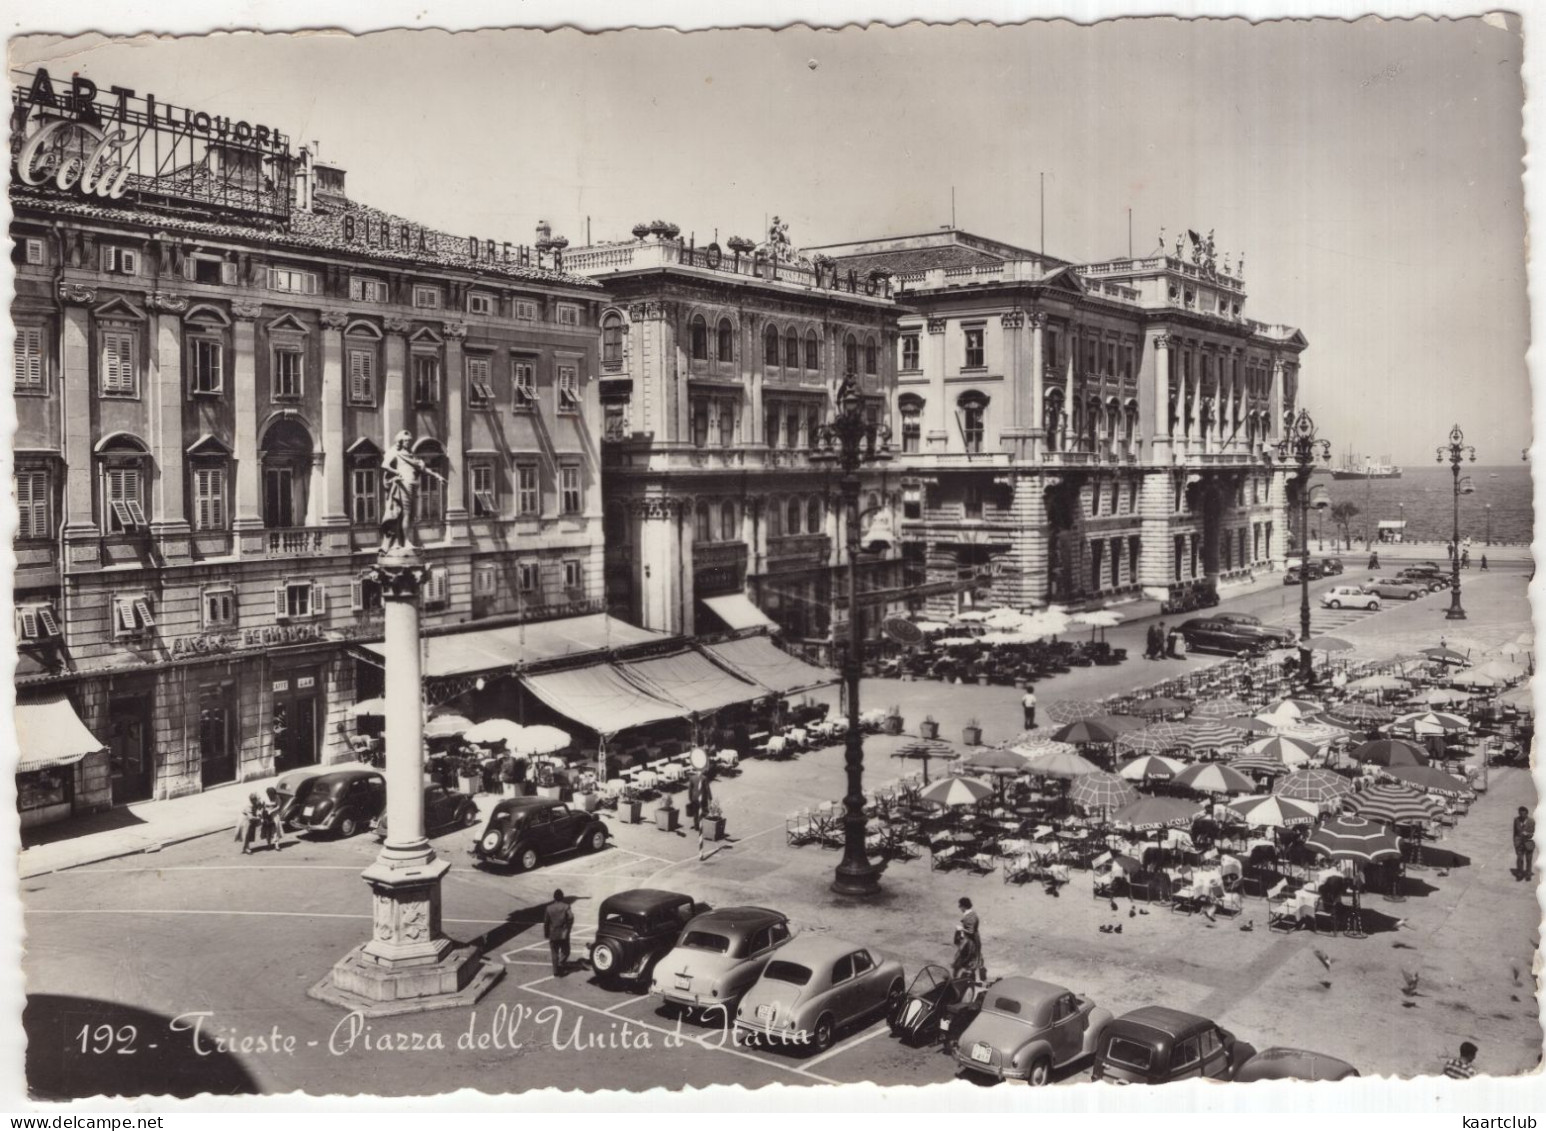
left=471, top=797, right=609, bottom=872
left=1211, top=612, right=1295, bottom=643
left=1177, top=618, right=1268, bottom=656
left=1320, top=558, right=1345, bottom=576
left=735, top=936, right=905, bottom=1054
left=373, top=784, right=479, bottom=840
left=954, top=976, right=1113, bottom=1085
left=274, top=762, right=375, bottom=830
left=1091, top=1006, right=1248, bottom=1084
left=1397, top=567, right=1449, bottom=591
left=1233, top=1047, right=1359, bottom=1082
left=586, top=889, right=706, bottom=985
left=1320, top=585, right=1381, bottom=611
left=284, top=769, right=386, bottom=838
left=653, top=906, right=794, bottom=1017
left=889, top=963, right=978, bottom=1047
left=1362, top=577, right=1425, bottom=601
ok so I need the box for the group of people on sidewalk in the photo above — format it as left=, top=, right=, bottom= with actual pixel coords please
left=1143, top=621, right=1188, bottom=661
left=235, top=789, right=282, bottom=854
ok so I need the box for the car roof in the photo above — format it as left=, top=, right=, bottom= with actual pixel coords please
left=599, top=888, right=694, bottom=914
left=309, top=770, right=383, bottom=786
left=493, top=796, right=564, bottom=815
left=985, top=975, right=1071, bottom=1004
left=1109, top=1005, right=1214, bottom=1040
left=1237, top=1047, right=1358, bottom=1080
left=685, top=906, right=785, bottom=932
left=771, top=935, right=870, bottom=965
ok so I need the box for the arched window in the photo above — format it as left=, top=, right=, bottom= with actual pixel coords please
left=764, top=325, right=780, bottom=366
left=807, top=496, right=823, bottom=534
left=720, top=500, right=737, bottom=541
left=805, top=330, right=820, bottom=371
left=695, top=500, right=712, bottom=542
left=844, top=334, right=858, bottom=375
left=602, top=314, right=624, bottom=368
left=785, top=329, right=800, bottom=369
left=899, top=394, right=924, bottom=453
left=690, top=315, right=708, bottom=362
left=958, top=391, right=988, bottom=454
left=717, top=318, right=734, bottom=363
left=97, top=433, right=152, bottom=535
left=865, top=337, right=878, bottom=375
left=786, top=497, right=803, bottom=535
left=1044, top=389, right=1064, bottom=452
left=259, top=418, right=314, bottom=529
left=717, top=399, right=735, bottom=447
left=345, top=437, right=382, bottom=526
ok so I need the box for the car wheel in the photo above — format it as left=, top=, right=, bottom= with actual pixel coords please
left=479, top=830, right=502, bottom=853
left=1329, top=600, right=1341, bottom=609
left=337, top=814, right=359, bottom=838
left=591, top=940, right=621, bottom=977
left=461, top=805, right=479, bottom=828
left=587, top=828, right=608, bottom=853
left=811, top=1014, right=835, bottom=1054
left=1029, top=1057, right=1053, bottom=1087
left=516, top=845, right=540, bottom=872
left=1408, top=591, right=1420, bottom=601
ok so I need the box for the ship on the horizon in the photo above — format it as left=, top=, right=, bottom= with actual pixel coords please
left=1327, top=449, right=1403, bottom=480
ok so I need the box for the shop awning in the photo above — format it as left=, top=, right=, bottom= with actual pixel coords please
left=619, top=649, right=767, bottom=715
left=519, top=664, right=686, bottom=737
left=700, top=635, right=837, bottom=696
left=700, top=593, right=780, bottom=633
left=356, top=614, right=667, bottom=678
left=15, top=695, right=105, bottom=773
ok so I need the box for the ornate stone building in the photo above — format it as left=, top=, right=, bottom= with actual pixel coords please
left=809, top=229, right=1303, bottom=616
left=11, top=71, right=607, bottom=819
left=565, top=222, right=909, bottom=649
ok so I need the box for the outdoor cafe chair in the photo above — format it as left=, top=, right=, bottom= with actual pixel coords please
left=785, top=810, right=813, bottom=846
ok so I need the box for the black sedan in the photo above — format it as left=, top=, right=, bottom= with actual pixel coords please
left=472, top=796, right=610, bottom=872
left=1177, top=618, right=1269, bottom=656
left=588, top=889, right=707, bottom=985
left=284, top=769, right=386, bottom=838
left=373, top=784, right=480, bottom=840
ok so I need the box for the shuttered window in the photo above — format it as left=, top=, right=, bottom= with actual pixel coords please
left=348, top=348, right=376, bottom=404
left=14, top=326, right=44, bottom=388
left=101, top=330, right=137, bottom=396
left=104, top=466, right=146, bottom=533
left=14, top=469, right=49, bottom=538
left=192, top=466, right=227, bottom=530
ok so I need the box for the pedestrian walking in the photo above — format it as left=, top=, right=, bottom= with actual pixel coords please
left=1443, top=1041, right=1479, bottom=1079
left=1447, top=541, right=1456, bottom=561
left=1144, top=623, right=1161, bottom=660
left=260, top=787, right=281, bottom=850
left=951, top=897, right=984, bottom=980
left=236, top=792, right=266, bottom=854
left=1480, top=555, right=1489, bottom=571
left=1368, top=551, right=1380, bottom=570
left=1461, top=549, right=1471, bottom=570
left=1021, top=686, right=1038, bottom=729
left=499, top=752, right=519, bottom=799
left=1513, top=806, right=1535, bottom=881
left=544, top=888, right=574, bottom=976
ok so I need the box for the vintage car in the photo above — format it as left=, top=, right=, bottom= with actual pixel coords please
left=651, top=906, right=793, bottom=1017
left=888, top=963, right=979, bottom=1047
left=586, top=889, right=706, bottom=985
left=1233, top=1047, right=1359, bottom=1082
left=1320, top=557, right=1345, bottom=576
left=1211, top=612, right=1296, bottom=643
left=1320, top=585, right=1381, bottom=611
left=1396, top=567, right=1449, bottom=592
left=1284, top=561, right=1325, bottom=585
left=274, top=762, right=375, bottom=830
left=471, top=797, right=609, bottom=872
left=1091, top=1006, right=1249, bottom=1084
left=1362, top=577, right=1426, bottom=601
left=284, top=769, right=386, bottom=838
left=1177, top=618, right=1269, bottom=657
left=735, top=936, right=905, bottom=1054
left=372, top=784, right=480, bottom=840
left=953, top=976, right=1113, bottom=1085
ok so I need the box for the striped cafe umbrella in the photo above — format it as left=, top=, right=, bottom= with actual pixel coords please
left=1347, top=784, right=1445, bottom=826
left=1306, top=635, right=1355, bottom=653
left=1194, top=696, right=1252, bottom=718
left=1227, top=793, right=1320, bottom=828
left=1392, top=711, right=1470, bottom=736
left=918, top=775, right=996, bottom=808
left=1174, top=762, right=1256, bottom=794
left=1045, top=699, right=1107, bottom=725
left=1274, top=767, right=1356, bottom=805
left=1381, top=764, right=1474, bottom=798
left=1349, top=738, right=1429, bottom=767
left=1115, top=726, right=1176, bottom=756
left=1139, top=721, right=1196, bottom=750
left=1305, top=817, right=1403, bottom=864
left=1420, top=646, right=1470, bottom=666
left=1069, top=771, right=1139, bottom=814
left=1273, top=722, right=1351, bottom=749
left=1264, top=697, right=1324, bottom=720
left=1129, top=696, right=1192, bottom=719
left=1241, top=735, right=1319, bottom=767
left=891, top=737, right=961, bottom=784
left=1176, top=719, right=1251, bottom=752
left=1324, top=702, right=1394, bottom=728
left=1111, top=795, right=1204, bottom=831
left=1223, top=716, right=1277, bottom=736
left=1052, top=718, right=1134, bottom=746
left=1117, top=754, right=1186, bottom=782
left=962, top=746, right=1031, bottom=774
left=1008, top=737, right=1079, bottom=760
left=1024, top=748, right=1103, bottom=779
left=1227, top=751, right=1292, bottom=778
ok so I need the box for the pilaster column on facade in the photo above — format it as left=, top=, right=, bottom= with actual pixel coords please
left=145, top=297, right=190, bottom=546
left=678, top=496, right=696, bottom=637
left=925, top=318, right=948, bottom=450
left=1028, top=312, right=1047, bottom=460
left=59, top=287, right=97, bottom=551
left=440, top=322, right=469, bottom=536
left=1008, top=472, right=1052, bottom=609
left=231, top=302, right=263, bottom=534
left=1150, top=333, right=1173, bottom=464
left=316, top=311, right=349, bottom=528
left=633, top=498, right=685, bottom=635
left=1137, top=470, right=1177, bottom=588
left=1267, top=467, right=1290, bottom=568
left=1000, top=311, right=1028, bottom=460
left=382, top=317, right=410, bottom=454
left=741, top=500, right=761, bottom=575
left=826, top=493, right=841, bottom=567
left=748, top=364, right=765, bottom=450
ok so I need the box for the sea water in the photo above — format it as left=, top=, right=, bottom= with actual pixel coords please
left=1310, top=464, right=1535, bottom=546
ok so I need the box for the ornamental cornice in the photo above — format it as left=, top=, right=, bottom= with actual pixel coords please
left=926, top=318, right=947, bottom=335
left=145, top=291, right=189, bottom=315
left=1028, top=311, right=1048, bottom=330
left=58, top=282, right=96, bottom=305
left=1152, top=333, right=1175, bottom=349
left=1000, top=311, right=1025, bottom=330
left=320, top=309, right=351, bottom=331
left=383, top=316, right=412, bottom=334
left=441, top=321, right=469, bottom=342
left=230, top=300, right=265, bottom=321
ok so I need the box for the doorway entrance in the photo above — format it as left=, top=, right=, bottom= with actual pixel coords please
left=271, top=669, right=321, bottom=774
left=199, top=689, right=236, bottom=788
left=107, top=696, right=154, bottom=804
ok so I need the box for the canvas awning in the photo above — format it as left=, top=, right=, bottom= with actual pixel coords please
left=700, top=593, right=779, bottom=633
left=700, top=635, right=837, bottom=696
left=519, top=663, right=686, bottom=737
left=16, top=695, right=105, bottom=774
left=618, top=649, right=766, bottom=715
left=356, top=614, right=666, bottom=678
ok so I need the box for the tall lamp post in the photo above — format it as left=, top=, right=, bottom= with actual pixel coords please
left=1437, top=424, right=1476, bottom=620
left=811, top=373, right=890, bottom=897
left=1264, top=408, right=1332, bottom=683
left=1485, top=504, right=1492, bottom=547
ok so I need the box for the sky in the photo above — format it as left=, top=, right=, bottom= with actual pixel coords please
left=9, top=16, right=1530, bottom=466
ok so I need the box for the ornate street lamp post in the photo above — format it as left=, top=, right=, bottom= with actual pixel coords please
left=811, top=373, right=890, bottom=897
left=1264, top=409, right=1332, bottom=683
left=1437, top=424, right=1476, bottom=621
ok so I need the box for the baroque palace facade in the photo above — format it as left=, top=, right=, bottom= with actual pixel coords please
left=11, top=71, right=606, bottom=821
left=812, top=229, right=1302, bottom=617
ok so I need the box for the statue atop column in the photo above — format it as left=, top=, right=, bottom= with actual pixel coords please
left=380, top=431, right=445, bottom=556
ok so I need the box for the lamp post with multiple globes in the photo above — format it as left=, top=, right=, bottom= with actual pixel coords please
left=810, top=373, right=891, bottom=897
left=1437, top=424, right=1476, bottom=621
left=1263, top=408, right=1332, bottom=683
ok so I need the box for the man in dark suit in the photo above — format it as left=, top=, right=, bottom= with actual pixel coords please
left=543, top=889, right=574, bottom=976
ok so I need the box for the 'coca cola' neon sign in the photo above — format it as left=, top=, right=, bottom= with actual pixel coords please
left=16, top=120, right=131, bottom=200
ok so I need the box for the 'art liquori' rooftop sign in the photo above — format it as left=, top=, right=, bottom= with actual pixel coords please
left=11, top=68, right=295, bottom=221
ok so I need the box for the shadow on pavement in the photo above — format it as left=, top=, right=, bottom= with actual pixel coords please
left=24, top=994, right=259, bottom=1099
left=21, top=808, right=148, bottom=850
left=464, top=895, right=591, bottom=959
